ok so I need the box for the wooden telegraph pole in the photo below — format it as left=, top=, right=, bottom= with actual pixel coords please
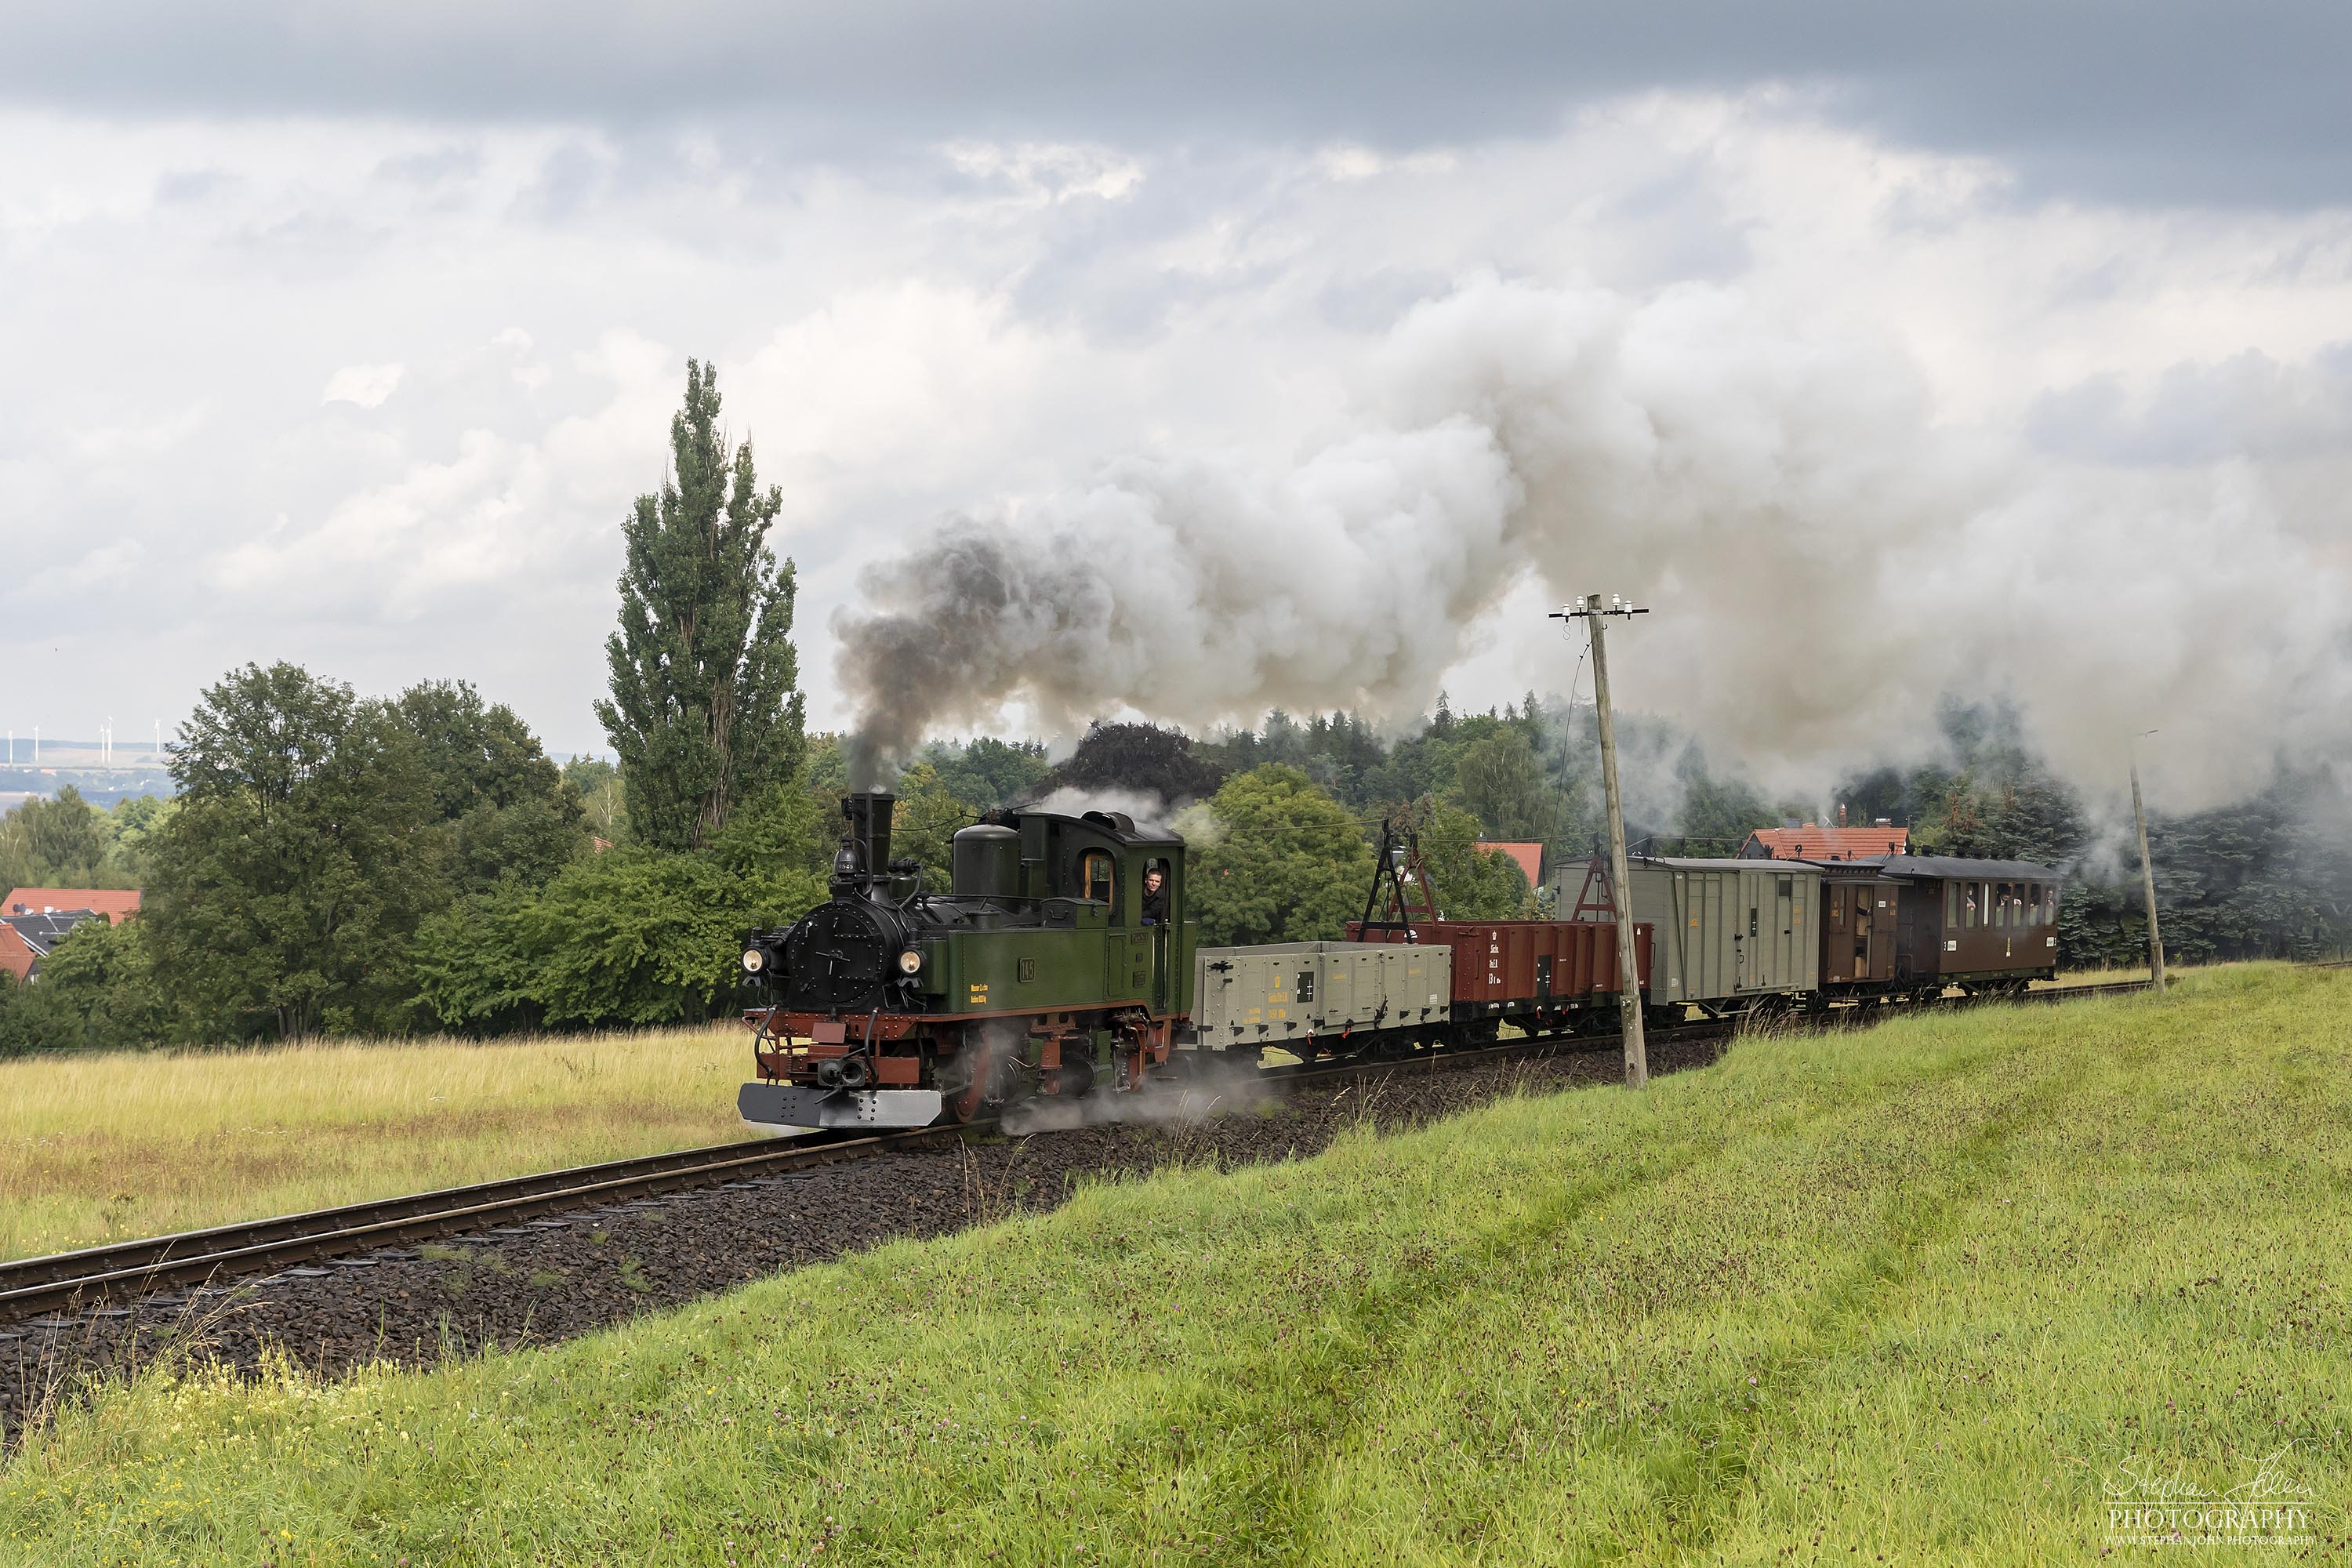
left=1554, top=593, right=1650, bottom=1088
left=2130, top=728, right=2166, bottom=993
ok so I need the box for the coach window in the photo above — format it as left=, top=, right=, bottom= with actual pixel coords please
left=1965, top=883, right=1980, bottom=929
left=1080, top=849, right=1116, bottom=912
left=1946, top=881, right=1960, bottom=927
left=2027, top=883, right=2042, bottom=925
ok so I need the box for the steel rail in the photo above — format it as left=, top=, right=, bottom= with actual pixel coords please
left=0, top=970, right=2286, bottom=1326
left=0, top=1123, right=967, bottom=1327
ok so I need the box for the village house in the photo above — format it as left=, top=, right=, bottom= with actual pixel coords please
left=1, top=888, right=141, bottom=983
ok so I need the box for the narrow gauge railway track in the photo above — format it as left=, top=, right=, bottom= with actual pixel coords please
left=0, top=1124, right=966, bottom=1328
left=0, top=975, right=2223, bottom=1327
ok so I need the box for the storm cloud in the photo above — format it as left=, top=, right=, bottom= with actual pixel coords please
left=5, top=1, right=2348, bottom=205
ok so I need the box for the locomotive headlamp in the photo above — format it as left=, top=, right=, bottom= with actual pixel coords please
left=897, top=947, right=924, bottom=976
left=741, top=947, right=767, bottom=975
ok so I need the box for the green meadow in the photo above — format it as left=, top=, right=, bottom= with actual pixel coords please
left=5, top=964, right=2345, bottom=1565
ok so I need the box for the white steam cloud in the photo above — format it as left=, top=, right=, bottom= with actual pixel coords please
left=837, top=275, right=2352, bottom=804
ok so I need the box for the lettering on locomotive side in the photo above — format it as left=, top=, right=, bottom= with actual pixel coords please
left=968, top=983, right=989, bottom=1004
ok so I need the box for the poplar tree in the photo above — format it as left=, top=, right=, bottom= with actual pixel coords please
left=597, top=361, right=805, bottom=852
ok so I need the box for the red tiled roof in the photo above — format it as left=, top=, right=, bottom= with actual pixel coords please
left=1740, top=826, right=1908, bottom=862
left=3, top=888, right=142, bottom=923
left=0, top=924, right=34, bottom=985
left=1478, top=841, right=1544, bottom=887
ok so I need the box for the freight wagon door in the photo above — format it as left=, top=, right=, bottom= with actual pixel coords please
left=1703, top=869, right=1740, bottom=992
left=1767, top=873, right=1798, bottom=989
left=1735, top=869, right=1767, bottom=991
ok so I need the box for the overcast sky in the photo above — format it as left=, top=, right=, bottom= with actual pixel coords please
left=2, top=2, right=2347, bottom=798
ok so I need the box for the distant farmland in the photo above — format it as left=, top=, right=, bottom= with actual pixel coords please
left=0, top=1024, right=759, bottom=1260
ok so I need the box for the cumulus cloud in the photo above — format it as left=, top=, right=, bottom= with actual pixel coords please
left=321, top=361, right=405, bottom=408
left=2, top=93, right=2347, bottom=772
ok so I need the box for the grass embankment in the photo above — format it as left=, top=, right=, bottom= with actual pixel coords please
left=0, top=1027, right=758, bottom=1260
left=7, top=964, right=2349, bottom=1564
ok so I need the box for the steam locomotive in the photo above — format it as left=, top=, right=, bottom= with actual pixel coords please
left=736, top=792, right=1193, bottom=1130
left=736, top=791, right=2065, bottom=1131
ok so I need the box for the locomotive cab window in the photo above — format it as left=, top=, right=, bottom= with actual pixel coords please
left=1080, top=849, right=1116, bottom=911
left=1141, top=857, right=1172, bottom=926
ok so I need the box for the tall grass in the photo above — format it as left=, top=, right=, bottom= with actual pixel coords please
left=0, top=1025, right=760, bottom=1259
left=2034, top=959, right=2224, bottom=989
left=3, top=964, right=2343, bottom=1563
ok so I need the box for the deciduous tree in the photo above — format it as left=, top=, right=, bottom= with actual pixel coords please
left=147, top=663, right=445, bottom=1040
left=597, top=361, right=805, bottom=852
left=394, top=680, right=588, bottom=891
left=1187, top=765, right=1374, bottom=946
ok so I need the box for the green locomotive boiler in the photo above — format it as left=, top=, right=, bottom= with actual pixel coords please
left=736, top=791, right=1196, bottom=1129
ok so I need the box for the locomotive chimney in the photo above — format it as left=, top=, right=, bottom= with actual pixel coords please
left=833, top=791, right=898, bottom=897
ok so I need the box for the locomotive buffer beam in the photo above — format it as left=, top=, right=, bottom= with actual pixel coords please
left=739, top=1082, right=945, bottom=1131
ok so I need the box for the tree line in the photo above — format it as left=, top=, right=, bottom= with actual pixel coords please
left=5, top=365, right=2346, bottom=1054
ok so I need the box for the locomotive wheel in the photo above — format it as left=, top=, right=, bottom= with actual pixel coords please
left=938, top=1036, right=995, bottom=1123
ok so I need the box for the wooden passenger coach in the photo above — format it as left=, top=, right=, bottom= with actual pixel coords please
left=1868, top=854, right=2064, bottom=993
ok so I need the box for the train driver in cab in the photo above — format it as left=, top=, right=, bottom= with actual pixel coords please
left=1142, top=862, right=1169, bottom=926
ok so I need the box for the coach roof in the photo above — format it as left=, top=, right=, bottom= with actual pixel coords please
left=1824, top=854, right=2064, bottom=882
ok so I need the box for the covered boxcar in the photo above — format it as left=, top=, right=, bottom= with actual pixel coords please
left=1618, top=857, right=1822, bottom=1017
left=1812, top=860, right=1907, bottom=997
